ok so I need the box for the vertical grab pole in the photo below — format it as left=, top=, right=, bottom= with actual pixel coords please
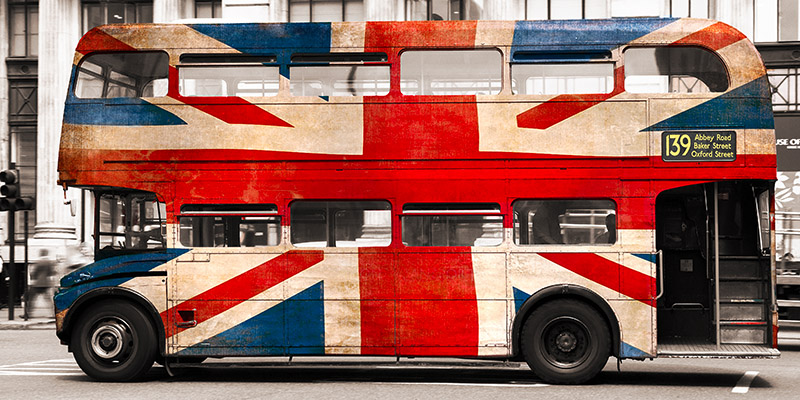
left=714, top=183, right=721, bottom=349
left=655, top=250, right=665, bottom=300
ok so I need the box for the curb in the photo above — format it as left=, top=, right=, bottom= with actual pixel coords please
left=0, top=319, right=56, bottom=330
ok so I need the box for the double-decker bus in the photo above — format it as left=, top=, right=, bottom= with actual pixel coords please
left=55, top=18, right=779, bottom=383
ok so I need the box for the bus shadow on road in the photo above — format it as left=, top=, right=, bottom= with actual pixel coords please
left=140, top=364, right=551, bottom=386
left=55, top=363, right=764, bottom=389
left=597, top=370, right=771, bottom=389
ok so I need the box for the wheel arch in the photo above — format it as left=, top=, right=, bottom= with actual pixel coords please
left=511, top=284, right=621, bottom=358
left=58, top=286, right=166, bottom=356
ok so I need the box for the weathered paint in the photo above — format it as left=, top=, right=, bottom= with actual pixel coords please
left=56, top=19, right=776, bottom=360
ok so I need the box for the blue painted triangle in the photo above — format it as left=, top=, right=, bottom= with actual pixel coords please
left=179, top=281, right=325, bottom=356
left=633, top=253, right=657, bottom=264
left=642, top=77, right=774, bottom=131
left=620, top=342, right=650, bottom=358
left=513, top=287, right=531, bottom=314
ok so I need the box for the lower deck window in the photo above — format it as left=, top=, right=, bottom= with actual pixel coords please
left=290, top=201, right=391, bottom=247
left=401, top=203, right=503, bottom=247
left=179, top=204, right=280, bottom=247
left=514, top=200, right=616, bottom=245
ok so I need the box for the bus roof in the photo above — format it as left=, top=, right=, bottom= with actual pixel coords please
left=77, top=18, right=750, bottom=52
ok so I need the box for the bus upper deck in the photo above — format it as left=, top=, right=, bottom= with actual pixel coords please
left=60, top=18, right=774, bottom=177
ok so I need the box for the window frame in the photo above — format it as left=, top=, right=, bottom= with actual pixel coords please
left=399, top=48, right=504, bottom=96
left=288, top=0, right=364, bottom=22
left=73, top=50, right=170, bottom=99
left=94, top=190, right=167, bottom=260
left=8, top=0, right=39, bottom=58
left=177, top=54, right=281, bottom=98
left=622, top=45, right=730, bottom=94
left=177, top=204, right=282, bottom=248
left=400, top=203, right=504, bottom=247
left=81, top=0, right=154, bottom=34
left=289, top=200, right=392, bottom=248
left=512, top=199, right=617, bottom=246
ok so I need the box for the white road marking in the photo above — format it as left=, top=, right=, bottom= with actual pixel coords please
left=732, top=371, right=759, bottom=394
left=378, top=382, right=549, bottom=388
left=0, top=358, right=82, bottom=377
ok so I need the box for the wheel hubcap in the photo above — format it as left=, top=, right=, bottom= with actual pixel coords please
left=541, top=316, right=592, bottom=368
left=556, top=331, right=577, bottom=353
left=90, top=320, right=130, bottom=360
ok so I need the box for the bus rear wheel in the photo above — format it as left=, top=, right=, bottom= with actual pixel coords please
left=521, top=299, right=610, bottom=384
left=71, top=301, right=157, bottom=381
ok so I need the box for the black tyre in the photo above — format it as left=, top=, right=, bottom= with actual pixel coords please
left=520, top=299, right=610, bottom=384
left=71, top=301, right=157, bottom=381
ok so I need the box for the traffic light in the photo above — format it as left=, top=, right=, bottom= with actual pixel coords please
left=0, top=169, right=34, bottom=211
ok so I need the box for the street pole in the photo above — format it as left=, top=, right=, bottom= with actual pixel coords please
left=23, top=211, right=29, bottom=320
left=7, top=208, right=14, bottom=320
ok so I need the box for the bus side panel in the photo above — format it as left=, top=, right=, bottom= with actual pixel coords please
left=509, top=251, right=657, bottom=358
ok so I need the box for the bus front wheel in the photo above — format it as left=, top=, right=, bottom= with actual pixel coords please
left=520, top=299, right=610, bottom=384
left=71, top=300, right=157, bottom=381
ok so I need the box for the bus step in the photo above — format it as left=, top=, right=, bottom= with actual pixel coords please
left=657, top=342, right=779, bottom=358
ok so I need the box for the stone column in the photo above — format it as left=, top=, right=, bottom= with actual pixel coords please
left=483, top=0, right=520, bottom=20
left=364, top=0, right=396, bottom=21
left=154, top=0, right=193, bottom=22
left=37, top=0, right=81, bottom=231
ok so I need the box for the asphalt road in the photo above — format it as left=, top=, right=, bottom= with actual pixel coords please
left=2, top=329, right=800, bottom=400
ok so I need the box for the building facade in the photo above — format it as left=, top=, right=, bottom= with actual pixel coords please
left=2, top=0, right=800, bottom=301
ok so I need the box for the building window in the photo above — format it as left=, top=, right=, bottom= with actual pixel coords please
left=81, top=0, right=153, bottom=33
left=195, top=0, right=222, bottom=18
left=9, top=1, right=38, bottom=58
left=406, top=0, right=482, bottom=20
left=768, top=67, right=800, bottom=112
left=289, top=0, right=364, bottom=22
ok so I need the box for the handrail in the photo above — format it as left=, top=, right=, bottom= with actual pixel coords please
left=656, top=250, right=665, bottom=300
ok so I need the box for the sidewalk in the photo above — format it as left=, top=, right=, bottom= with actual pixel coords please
left=0, top=306, right=56, bottom=330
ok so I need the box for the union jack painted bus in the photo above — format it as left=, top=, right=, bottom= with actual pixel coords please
left=55, top=18, right=779, bottom=383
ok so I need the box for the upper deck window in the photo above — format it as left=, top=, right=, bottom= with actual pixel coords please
left=290, top=53, right=390, bottom=97
left=400, top=50, right=502, bottom=95
left=512, top=63, right=614, bottom=95
left=178, top=55, right=280, bottom=97
left=624, top=47, right=729, bottom=93
left=75, top=52, right=168, bottom=99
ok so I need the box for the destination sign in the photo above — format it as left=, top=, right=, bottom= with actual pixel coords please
left=661, top=131, right=736, bottom=162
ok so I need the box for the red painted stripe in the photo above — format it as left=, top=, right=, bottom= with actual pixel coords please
left=76, top=29, right=137, bottom=55
left=358, top=248, right=480, bottom=356
left=364, top=20, right=479, bottom=49
left=516, top=67, right=625, bottom=130
left=161, top=250, right=323, bottom=338
left=671, top=22, right=747, bottom=51
left=358, top=249, right=396, bottom=355
left=167, top=67, right=293, bottom=127
left=539, top=253, right=655, bottom=306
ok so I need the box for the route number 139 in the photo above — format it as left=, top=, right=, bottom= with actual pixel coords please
left=665, top=134, right=691, bottom=157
